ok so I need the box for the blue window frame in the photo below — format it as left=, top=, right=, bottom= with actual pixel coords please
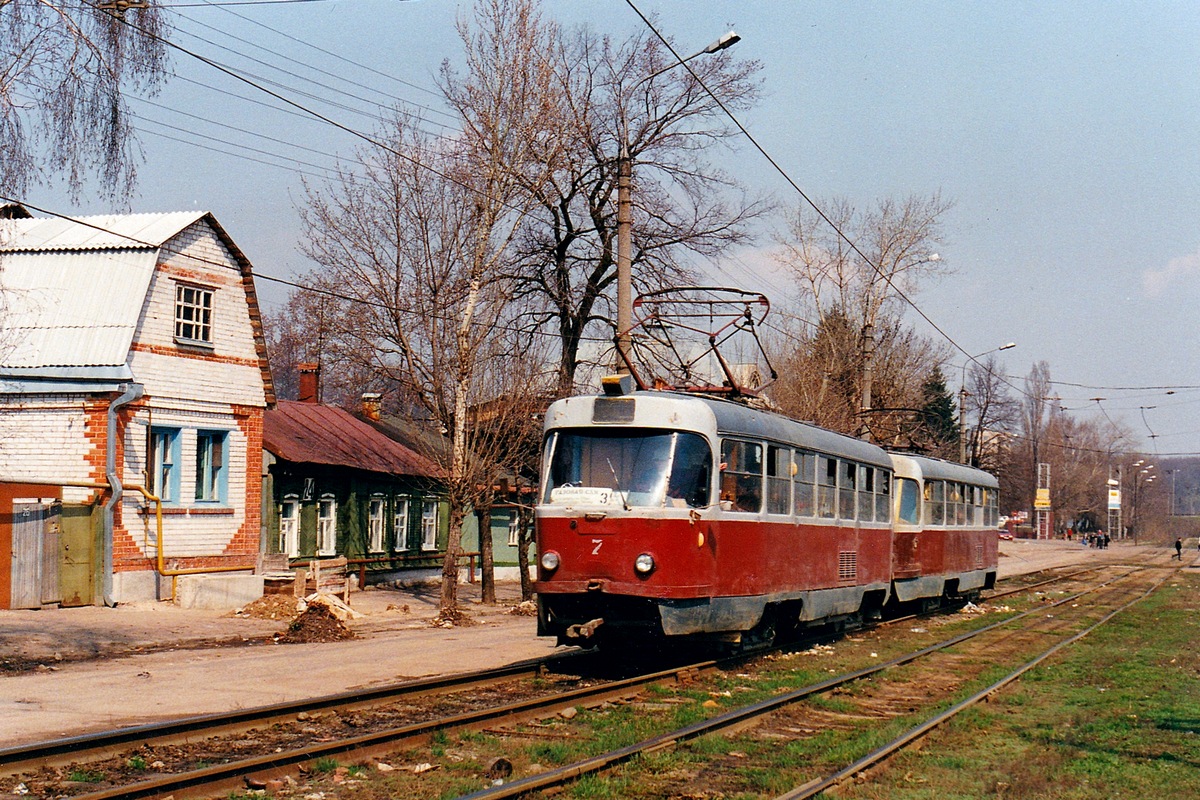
left=195, top=430, right=229, bottom=503
left=149, top=427, right=182, bottom=503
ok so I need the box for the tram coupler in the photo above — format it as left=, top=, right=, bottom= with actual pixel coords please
left=566, top=618, right=605, bottom=640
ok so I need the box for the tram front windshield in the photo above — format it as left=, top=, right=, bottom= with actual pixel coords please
left=542, top=429, right=712, bottom=509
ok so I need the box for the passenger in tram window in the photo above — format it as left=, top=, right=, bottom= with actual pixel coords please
left=735, top=476, right=762, bottom=512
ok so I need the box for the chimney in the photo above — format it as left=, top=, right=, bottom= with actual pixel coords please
left=297, top=362, right=320, bottom=403
left=361, top=392, right=382, bottom=421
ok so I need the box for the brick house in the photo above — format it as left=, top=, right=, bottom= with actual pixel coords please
left=0, top=210, right=274, bottom=607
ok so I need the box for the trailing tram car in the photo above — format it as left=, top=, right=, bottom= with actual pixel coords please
left=890, top=453, right=1000, bottom=609
left=533, top=384, right=1000, bottom=649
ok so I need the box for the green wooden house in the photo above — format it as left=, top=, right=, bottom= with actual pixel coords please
left=263, top=399, right=450, bottom=581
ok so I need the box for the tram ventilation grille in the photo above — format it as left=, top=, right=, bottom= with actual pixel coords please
left=974, top=543, right=984, bottom=569
left=838, top=551, right=857, bottom=582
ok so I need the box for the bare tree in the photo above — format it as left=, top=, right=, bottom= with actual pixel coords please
left=963, top=353, right=1019, bottom=470
left=299, top=0, right=559, bottom=619
left=997, top=363, right=1134, bottom=532
left=774, top=193, right=953, bottom=438
left=464, top=332, right=551, bottom=604
left=1, top=2, right=170, bottom=200
left=476, top=10, right=766, bottom=393
left=262, top=284, right=380, bottom=405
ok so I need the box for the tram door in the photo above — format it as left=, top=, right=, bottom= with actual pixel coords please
left=892, top=478, right=922, bottom=578
left=10, top=499, right=62, bottom=609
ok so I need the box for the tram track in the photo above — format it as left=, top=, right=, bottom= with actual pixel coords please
left=3, top=562, right=1143, bottom=799
left=5, top=653, right=736, bottom=799
left=0, top=654, right=586, bottom=777
left=454, top=565, right=1164, bottom=799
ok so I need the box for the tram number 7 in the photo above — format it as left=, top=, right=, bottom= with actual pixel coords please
left=592, top=539, right=603, bottom=555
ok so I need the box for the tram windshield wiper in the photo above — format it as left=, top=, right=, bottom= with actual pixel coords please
left=606, top=458, right=631, bottom=511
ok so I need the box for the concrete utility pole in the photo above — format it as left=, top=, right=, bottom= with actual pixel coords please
left=615, top=31, right=740, bottom=372
left=859, top=322, right=875, bottom=442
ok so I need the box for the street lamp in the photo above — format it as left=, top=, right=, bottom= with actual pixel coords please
left=616, top=31, right=741, bottom=371
left=959, top=342, right=1016, bottom=463
left=1129, top=464, right=1155, bottom=541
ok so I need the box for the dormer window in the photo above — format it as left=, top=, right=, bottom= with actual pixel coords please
left=175, top=283, right=213, bottom=345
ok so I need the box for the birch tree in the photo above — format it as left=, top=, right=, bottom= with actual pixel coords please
left=1, top=1, right=170, bottom=199
left=300, top=0, right=553, bottom=618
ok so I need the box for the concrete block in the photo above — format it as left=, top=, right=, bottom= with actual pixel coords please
left=176, top=573, right=264, bottom=610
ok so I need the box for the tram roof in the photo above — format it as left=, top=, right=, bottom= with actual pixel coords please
left=546, top=390, right=892, bottom=469
left=890, top=452, right=999, bottom=488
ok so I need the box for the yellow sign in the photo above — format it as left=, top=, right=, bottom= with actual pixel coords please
left=1034, top=488, right=1051, bottom=510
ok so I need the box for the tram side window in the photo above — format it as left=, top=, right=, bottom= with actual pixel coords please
left=839, top=460, right=856, bottom=520
left=897, top=478, right=919, bottom=524
left=766, top=445, right=792, bottom=515
left=794, top=451, right=815, bottom=517
left=986, top=487, right=999, bottom=526
left=969, top=485, right=982, bottom=526
left=876, top=470, right=892, bottom=523
left=721, top=439, right=763, bottom=512
left=925, top=480, right=945, bottom=525
left=953, top=483, right=967, bottom=525
left=817, top=456, right=837, bottom=518
left=858, top=465, right=875, bottom=522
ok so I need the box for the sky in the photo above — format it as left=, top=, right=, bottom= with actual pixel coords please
left=22, top=0, right=1200, bottom=458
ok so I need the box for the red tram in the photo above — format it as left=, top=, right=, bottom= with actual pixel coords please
left=534, top=384, right=999, bottom=648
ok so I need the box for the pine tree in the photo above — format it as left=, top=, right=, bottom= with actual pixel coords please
left=918, top=366, right=959, bottom=458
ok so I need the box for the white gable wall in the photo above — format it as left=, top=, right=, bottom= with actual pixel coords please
left=1, top=215, right=269, bottom=605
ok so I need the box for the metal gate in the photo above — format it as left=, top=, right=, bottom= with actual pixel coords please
left=10, top=499, right=61, bottom=610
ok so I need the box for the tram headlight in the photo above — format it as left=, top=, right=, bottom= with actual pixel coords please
left=634, top=553, right=655, bottom=575
left=540, top=551, right=561, bottom=572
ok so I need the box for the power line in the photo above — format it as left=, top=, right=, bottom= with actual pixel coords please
left=0, top=194, right=617, bottom=348
left=620, top=1, right=973, bottom=364
left=169, top=8, right=458, bottom=128
left=196, top=0, right=450, bottom=104
left=94, top=0, right=534, bottom=221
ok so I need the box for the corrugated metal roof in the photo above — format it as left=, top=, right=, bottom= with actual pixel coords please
left=0, top=211, right=205, bottom=252
left=264, top=401, right=443, bottom=478
left=1, top=248, right=159, bottom=368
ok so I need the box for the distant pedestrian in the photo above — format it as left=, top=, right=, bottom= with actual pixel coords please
left=1174, top=537, right=1183, bottom=560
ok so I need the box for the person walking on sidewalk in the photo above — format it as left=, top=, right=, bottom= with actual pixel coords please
left=1174, top=537, right=1183, bottom=560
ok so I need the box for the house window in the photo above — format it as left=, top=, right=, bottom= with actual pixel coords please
left=368, top=496, right=385, bottom=553
left=279, top=496, right=299, bottom=558
left=175, top=283, right=213, bottom=344
left=421, top=500, right=439, bottom=551
left=317, top=495, right=337, bottom=555
left=394, top=497, right=410, bottom=551
left=148, top=427, right=181, bottom=502
left=194, top=431, right=228, bottom=503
